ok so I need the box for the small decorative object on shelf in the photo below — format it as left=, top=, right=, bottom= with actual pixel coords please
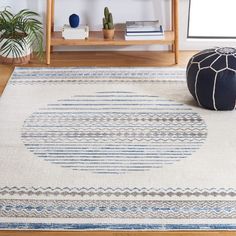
left=69, top=14, right=80, bottom=28
left=62, top=25, right=89, bottom=40
left=102, top=7, right=114, bottom=40
left=0, top=7, right=43, bottom=64
left=125, top=20, right=164, bottom=40
left=186, top=47, right=236, bottom=111
left=126, top=20, right=161, bottom=32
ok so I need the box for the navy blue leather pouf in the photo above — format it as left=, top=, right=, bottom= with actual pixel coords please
left=69, top=14, right=80, bottom=28
left=186, top=47, right=236, bottom=111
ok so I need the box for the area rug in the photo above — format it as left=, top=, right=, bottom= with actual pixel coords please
left=0, top=67, right=236, bottom=231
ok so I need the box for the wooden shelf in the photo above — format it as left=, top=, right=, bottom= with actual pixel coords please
left=51, top=31, right=175, bottom=46
left=46, top=0, right=179, bottom=65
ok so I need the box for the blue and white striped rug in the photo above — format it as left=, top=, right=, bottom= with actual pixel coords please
left=0, top=67, right=236, bottom=231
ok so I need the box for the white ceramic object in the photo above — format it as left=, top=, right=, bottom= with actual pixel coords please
left=0, top=36, right=31, bottom=63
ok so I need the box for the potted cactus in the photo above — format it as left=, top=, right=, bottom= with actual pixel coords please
left=102, top=7, right=114, bottom=40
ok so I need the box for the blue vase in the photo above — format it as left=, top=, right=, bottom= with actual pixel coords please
left=69, top=14, right=80, bottom=28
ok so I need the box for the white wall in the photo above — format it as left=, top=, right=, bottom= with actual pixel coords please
left=179, top=0, right=236, bottom=50
left=1, top=0, right=236, bottom=51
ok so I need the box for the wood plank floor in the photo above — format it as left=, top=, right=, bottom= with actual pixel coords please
left=1, top=51, right=235, bottom=236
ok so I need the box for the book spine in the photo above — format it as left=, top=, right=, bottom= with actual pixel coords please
left=126, top=28, right=162, bottom=32
left=125, top=35, right=164, bottom=40
left=126, top=31, right=164, bottom=36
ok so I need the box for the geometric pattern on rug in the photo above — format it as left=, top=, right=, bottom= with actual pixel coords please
left=10, top=67, right=186, bottom=85
left=1, top=187, right=236, bottom=197
left=21, top=91, right=207, bottom=174
left=1, top=199, right=236, bottom=219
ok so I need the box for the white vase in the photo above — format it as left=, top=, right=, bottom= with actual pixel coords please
left=0, top=36, right=32, bottom=64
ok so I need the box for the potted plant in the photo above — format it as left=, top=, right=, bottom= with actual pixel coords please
left=102, top=7, right=114, bottom=40
left=0, top=7, right=43, bottom=64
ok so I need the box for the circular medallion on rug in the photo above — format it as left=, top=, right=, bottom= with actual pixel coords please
left=22, top=91, right=207, bottom=174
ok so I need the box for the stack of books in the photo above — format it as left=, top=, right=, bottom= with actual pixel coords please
left=125, top=20, right=164, bottom=40
left=62, top=25, right=89, bottom=40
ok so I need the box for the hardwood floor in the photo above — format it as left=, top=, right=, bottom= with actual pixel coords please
left=0, top=65, right=14, bottom=96
left=1, top=50, right=235, bottom=236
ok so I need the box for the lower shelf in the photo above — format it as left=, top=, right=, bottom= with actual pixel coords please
left=51, top=31, right=175, bottom=46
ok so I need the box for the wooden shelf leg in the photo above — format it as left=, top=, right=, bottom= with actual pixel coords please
left=171, top=0, right=175, bottom=52
left=46, top=0, right=52, bottom=65
left=174, top=0, right=179, bottom=64
left=50, top=0, right=55, bottom=53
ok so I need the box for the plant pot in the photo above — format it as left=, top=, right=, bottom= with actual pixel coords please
left=103, top=29, right=115, bottom=40
left=0, top=37, right=31, bottom=64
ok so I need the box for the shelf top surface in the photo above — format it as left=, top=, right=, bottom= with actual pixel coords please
left=51, top=31, right=175, bottom=46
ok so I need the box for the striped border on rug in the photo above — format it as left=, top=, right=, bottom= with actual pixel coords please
left=1, top=187, right=236, bottom=197
left=9, top=67, right=186, bottom=85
